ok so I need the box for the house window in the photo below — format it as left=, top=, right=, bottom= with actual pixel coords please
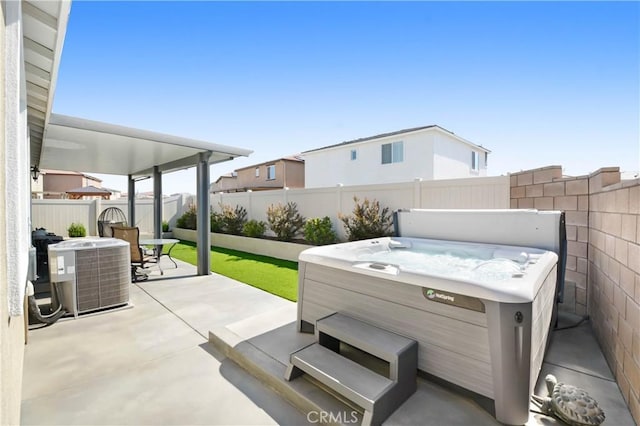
left=350, top=149, right=357, bottom=161
left=255, top=167, right=260, bottom=177
left=267, top=165, right=276, bottom=180
left=484, top=152, right=488, bottom=167
left=471, top=151, right=479, bottom=172
left=381, top=141, right=403, bottom=164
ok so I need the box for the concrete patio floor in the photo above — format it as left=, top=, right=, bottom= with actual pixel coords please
left=21, top=259, right=635, bottom=425
left=21, top=260, right=306, bottom=425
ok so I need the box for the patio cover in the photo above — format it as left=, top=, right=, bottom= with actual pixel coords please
left=36, top=115, right=252, bottom=275
left=39, top=114, right=252, bottom=177
left=24, top=0, right=252, bottom=275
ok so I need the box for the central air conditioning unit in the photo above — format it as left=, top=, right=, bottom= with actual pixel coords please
left=48, top=237, right=131, bottom=318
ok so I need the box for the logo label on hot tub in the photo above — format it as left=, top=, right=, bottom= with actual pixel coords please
left=423, top=288, right=485, bottom=313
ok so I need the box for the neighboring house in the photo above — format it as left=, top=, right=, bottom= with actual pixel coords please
left=302, top=125, right=490, bottom=188
left=133, top=191, right=155, bottom=199
left=103, top=187, right=122, bottom=199
left=211, top=156, right=304, bottom=193
left=120, top=191, right=175, bottom=199
left=213, top=173, right=239, bottom=193
left=35, top=169, right=107, bottom=199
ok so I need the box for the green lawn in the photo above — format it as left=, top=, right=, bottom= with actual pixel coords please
left=168, top=241, right=299, bottom=301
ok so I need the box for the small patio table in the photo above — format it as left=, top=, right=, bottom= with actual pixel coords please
left=139, top=238, right=179, bottom=275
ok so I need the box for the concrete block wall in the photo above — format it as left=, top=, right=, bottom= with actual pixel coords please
left=511, top=165, right=640, bottom=423
left=510, top=165, right=590, bottom=315
left=587, top=169, right=640, bottom=422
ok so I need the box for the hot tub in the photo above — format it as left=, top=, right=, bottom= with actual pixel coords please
left=296, top=209, right=564, bottom=425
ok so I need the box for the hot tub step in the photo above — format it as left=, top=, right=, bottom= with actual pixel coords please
left=316, top=313, right=417, bottom=371
left=286, top=314, right=418, bottom=426
left=285, top=343, right=395, bottom=425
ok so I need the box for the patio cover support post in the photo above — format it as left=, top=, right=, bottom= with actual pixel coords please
left=196, top=151, right=211, bottom=275
left=128, top=175, right=135, bottom=227
left=153, top=166, right=162, bottom=239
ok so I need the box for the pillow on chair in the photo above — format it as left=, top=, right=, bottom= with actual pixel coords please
left=103, top=222, right=126, bottom=238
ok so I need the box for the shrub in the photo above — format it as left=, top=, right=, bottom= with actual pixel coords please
left=267, top=202, right=305, bottom=241
left=162, top=220, right=170, bottom=232
left=176, top=205, right=197, bottom=230
left=304, top=217, right=337, bottom=245
left=176, top=205, right=247, bottom=234
left=339, top=197, right=393, bottom=241
left=210, top=210, right=224, bottom=233
left=67, top=222, right=87, bottom=237
left=219, top=204, right=247, bottom=235
left=243, top=220, right=267, bottom=238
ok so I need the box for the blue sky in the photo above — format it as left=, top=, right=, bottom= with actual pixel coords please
left=53, top=1, right=640, bottom=194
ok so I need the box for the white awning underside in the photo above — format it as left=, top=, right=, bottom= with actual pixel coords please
left=41, top=114, right=253, bottom=177
left=24, top=0, right=71, bottom=166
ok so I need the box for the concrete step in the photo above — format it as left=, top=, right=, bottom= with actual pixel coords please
left=286, top=343, right=394, bottom=412
left=210, top=325, right=363, bottom=426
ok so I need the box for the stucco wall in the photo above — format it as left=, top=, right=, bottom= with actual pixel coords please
left=237, top=161, right=286, bottom=189
left=212, top=175, right=238, bottom=192
left=1, top=1, right=26, bottom=424
left=31, top=174, right=43, bottom=194
left=304, top=128, right=488, bottom=188
left=304, top=130, right=436, bottom=188
left=214, top=160, right=305, bottom=193
left=43, top=173, right=83, bottom=192
left=282, top=160, right=305, bottom=188
left=433, top=132, right=488, bottom=179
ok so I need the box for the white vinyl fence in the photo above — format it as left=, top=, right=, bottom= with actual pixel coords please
left=212, top=176, right=510, bottom=240
left=31, top=177, right=509, bottom=240
left=32, top=194, right=193, bottom=237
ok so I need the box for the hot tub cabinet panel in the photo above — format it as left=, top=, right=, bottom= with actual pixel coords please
left=530, top=265, right=557, bottom=389
left=300, top=262, right=489, bottom=327
left=299, top=275, right=494, bottom=397
left=483, top=268, right=556, bottom=424
left=296, top=237, right=558, bottom=425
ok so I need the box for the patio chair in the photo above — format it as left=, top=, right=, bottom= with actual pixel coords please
left=111, top=226, right=154, bottom=282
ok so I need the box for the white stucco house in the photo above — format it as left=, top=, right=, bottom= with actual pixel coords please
left=302, top=125, right=490, bottom=188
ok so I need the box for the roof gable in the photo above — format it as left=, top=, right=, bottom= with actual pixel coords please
left=234, top=155, right=304, bottom=172
left=302, top=125, right=490, bottom=154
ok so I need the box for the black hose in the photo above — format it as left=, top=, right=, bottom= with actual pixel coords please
left=555, top=315, right=589, bottom=331
left=28, top=282, right=66, bottom=327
